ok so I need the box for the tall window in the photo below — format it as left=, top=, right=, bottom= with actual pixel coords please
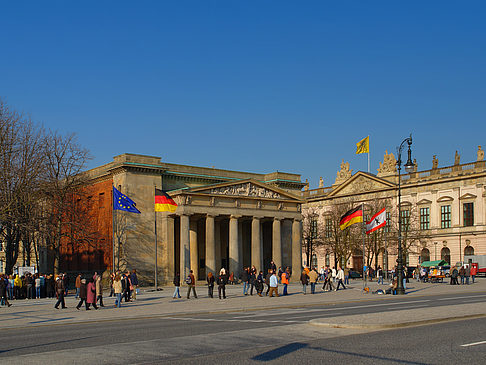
left=463, top=202, right=474, bottom=227
left=400, top=209, right=410, bottom=232
left=310, top=217, right=318, bottom=239
left=325, top=218, right=332, bottom=238
left=441, top=205, right=451, bottom=228
left=420, top=207, right=430, bottom=230
left=384, top=212, right=391, bottom=233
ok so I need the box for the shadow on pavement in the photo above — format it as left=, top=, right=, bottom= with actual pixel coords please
left=252, top=342, right=308, bottom=361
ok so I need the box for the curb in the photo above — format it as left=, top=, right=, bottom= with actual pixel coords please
left=309, top=313, right=486, bottom=329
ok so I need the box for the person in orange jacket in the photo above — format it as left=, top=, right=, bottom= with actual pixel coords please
left=282, top=267, right=290, bottom=295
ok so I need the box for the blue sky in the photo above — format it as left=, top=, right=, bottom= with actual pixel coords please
left=1, top=1, right=485, bottom=188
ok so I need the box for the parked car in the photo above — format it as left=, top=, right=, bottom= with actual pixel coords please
left=348, top=270, right=362, bottom=279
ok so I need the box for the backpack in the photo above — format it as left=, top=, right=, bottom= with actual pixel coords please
left=185, top=276, right=192, bottom=285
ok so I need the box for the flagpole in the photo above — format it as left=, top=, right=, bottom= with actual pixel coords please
left=362, top=203, right=367, bottom=292
left=368, top=136, right=370, bottom=173
left=112, top=186, right=116, bottom=276
left=154, top=197, right=158, bottom=291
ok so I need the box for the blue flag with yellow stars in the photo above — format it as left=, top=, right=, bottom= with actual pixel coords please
left=113, top=186, right=141, bottom=213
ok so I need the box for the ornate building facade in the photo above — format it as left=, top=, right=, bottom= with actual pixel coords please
left=303, top=146, right=486, bottom=272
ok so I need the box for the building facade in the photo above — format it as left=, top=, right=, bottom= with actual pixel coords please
left=67, top=153, right=305, bottom=284
left=303, top=147, right=486, bottom=272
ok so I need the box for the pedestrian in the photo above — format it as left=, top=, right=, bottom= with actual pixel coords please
left=86, top=278, right=98, bottom=310
left=282, top=267, right=290, bottom=295
left=471, top=265, right=478, bottom=284
left=54, top=276, right=66, bottom=309
left=186, top=270, right=197, bottom=299
left=63, top=274, right=69, bottom=296
left=270, top=260, right=277, bottom=274
left=459, top=266, right=465, bottom=284
left=268, top=271, right=279, bottom=297
left=96, top=275, right=104, bottom=307
left=377, top=266, right=384, bottom=285
left=308, top=267, right=318, bottom=294
left=75, top=273, right=81, bottom=299
left=0, top=275, right=12, bottom=307
left=207, top=272, right=215, bottom=298
left=241, top=267, right=249, bottom=295
left=344, top=267, right=350, bottom=285
left=265, top=269, right=272, bottom=296
left=217, top=268, right=227, bottom=299
left=130, top=269, right=139, bottom=300
left=76, top=278, right=88, bottom=310
left=256, top=270, right=264, bottom=297
left=173, top=273, right=181, bottom=298
left=300, top=269, right=309, bottom=294
left=114, top=274, right=123, bottom=308
left=249, top=269, right=256, bottom=295
left=335, top=267, right=346, bottom=291
left=109, top=272, right=115, bottom=297
left=124, top=271, right=132, bottom=302
left=465, top=265, right=471, bottom=285
left=451, top=266, right=459, bottom=285
left=46, top=275, right=55, bottom=298
left=34, top=274, right=41, bottom=299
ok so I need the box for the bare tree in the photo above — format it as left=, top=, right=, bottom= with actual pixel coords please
left=301, top=206, right=322, bottom=268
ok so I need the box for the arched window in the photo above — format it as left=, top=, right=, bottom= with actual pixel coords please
left=441, top=247, right=451, bottom=265
left=464, top=246, right=474, bottom=256
left=420, top=248, right=430, bottom=263
left=311, top=254, right=318, bottom=269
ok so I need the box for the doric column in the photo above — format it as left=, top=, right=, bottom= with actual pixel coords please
left=189, top=219, right=198, bottom=281
left=291, top=218, right=302, bottom=281
left=272, top=218, right=282, bottom=269
left=214, top=220, right=221, bottom=272
left=205, top=215, right=216, bottom=275
left=180, top=214, right=190, bottom=280
left=162, top=214, right=175, bottom=280
left=229, top=215, right=240, bottom=278
left=251, top=217, right=262, bottom=271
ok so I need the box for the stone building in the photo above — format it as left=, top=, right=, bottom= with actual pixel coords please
left=69, top=153, right=305, bottom=283
left=303, top=146, right=486, bottom=272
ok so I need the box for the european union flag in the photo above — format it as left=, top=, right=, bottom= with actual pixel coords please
left=113, top=186, right=141, bottom=213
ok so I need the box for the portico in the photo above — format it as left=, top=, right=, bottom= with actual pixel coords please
left=161, top=180, right=303, bottom=281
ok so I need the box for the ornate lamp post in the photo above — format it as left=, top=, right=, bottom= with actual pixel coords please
left=396, top=134, right=414, bottom=295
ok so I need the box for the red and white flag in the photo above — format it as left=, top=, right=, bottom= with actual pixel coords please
left=366, top=208, right=386, bottom=234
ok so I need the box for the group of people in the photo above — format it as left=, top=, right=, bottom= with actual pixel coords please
left=0, top=273, right=64, bottom=304
left=300, top=266, right=347, bottom=294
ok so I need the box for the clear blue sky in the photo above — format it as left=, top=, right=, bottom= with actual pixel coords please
left=1, top=1, right=485, bottom=188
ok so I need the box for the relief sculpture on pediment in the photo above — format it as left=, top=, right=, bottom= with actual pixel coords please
left=377, top=150, right=397, bottom=177
left=210, top=183, right=281, bottom=199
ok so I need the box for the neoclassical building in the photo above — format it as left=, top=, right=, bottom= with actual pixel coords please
left=62, top=153, right=304, bottom=283
left=303, top=146, right=486, bottom=271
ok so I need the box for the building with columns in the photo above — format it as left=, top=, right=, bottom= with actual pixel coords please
left=303, top=146, right=486, bottom=272
left=69, top=153, right=304, bottom=284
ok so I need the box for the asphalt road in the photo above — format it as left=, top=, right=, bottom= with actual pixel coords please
left=1, top=291, right=486, bottom=364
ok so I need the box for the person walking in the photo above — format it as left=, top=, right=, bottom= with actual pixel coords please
left=268, top=271, right=279, bottom=297
left=173, top=273, right=181, bottom=298
left=344, top=267, right=350, bottom=285
left=113, top=274, right=123, bottom=308
left=300, top=269, right=309, bottom=294
left=249, top=269, right=256, bottom=296
left=465, top=265, right=471, bottom=285
left=308, top=267, right=318, bottom=294
left=62, top=274, right=69, bottom=297
left=335, top=267, right=346, bottom=291
left=377, top=266, right=384, bottom=285
left=130, top=269, right=139, bottom=300
left=450, top=266, right=459, bottom=285
left=75, top=273, right=82, bottom=299
left=86, top=278, right=98, bottom=310
left=217, top=269, right=227, bottom=299
left=471, top=265, right=478, bottom=284
left=256, top=270, right=264, bottom=297
left=186, top=270, right=197, bottom=299
left=96, top=275, right=104, bottom=307
left=35, top=275, right=41, bottom=299
left=459, top=266, right=465, bottom=284
left=265, top=269, right=272, bottom=296
left=76, top=278, right=89, bottom=310
left=124, top=271, right=132, bottom=302
left=0, top=275, right=12, bottom=307
left=241, top=267, right=249, bottom=296
left=281, top=267, right=290, bottom=295
left=207, top=272, right=215, bottom=298
left=54, top=276, right=66, bottom=309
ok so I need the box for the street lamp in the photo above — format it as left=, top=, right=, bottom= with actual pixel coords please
left=396, top=134, right=414, bottom=295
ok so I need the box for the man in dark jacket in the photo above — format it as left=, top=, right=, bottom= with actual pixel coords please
left=217, top=269, right=227, bottom=299
left=187, top=270, right=197, bottom=299
left=130, top=270, right=139, bottom=300
left=265, top=269, right=272, bottom=296
left=54, top=276, right=66, bottom=309
left=241, top=268, right=249, bottom=295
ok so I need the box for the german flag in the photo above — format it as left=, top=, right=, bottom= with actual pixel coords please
left=155, top=189, right=178, bottom=213
left=339, top=206, right=363, bottom=230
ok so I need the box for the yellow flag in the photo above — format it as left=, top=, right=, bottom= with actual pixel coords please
left=356, top=136, right=369, bottom=154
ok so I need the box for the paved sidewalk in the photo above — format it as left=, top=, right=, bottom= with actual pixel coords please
left=0, top=278, right=484, bottom=330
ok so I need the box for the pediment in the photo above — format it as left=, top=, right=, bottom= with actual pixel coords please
left=327, top=171, right=395, bottom=198
left=437, top=196, right=454, bottom=203
left=460, top=193, right=476, bottom=200
left=417, top=199, right=432, bottom=205
left=178, top=179, right=302, bottom=201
